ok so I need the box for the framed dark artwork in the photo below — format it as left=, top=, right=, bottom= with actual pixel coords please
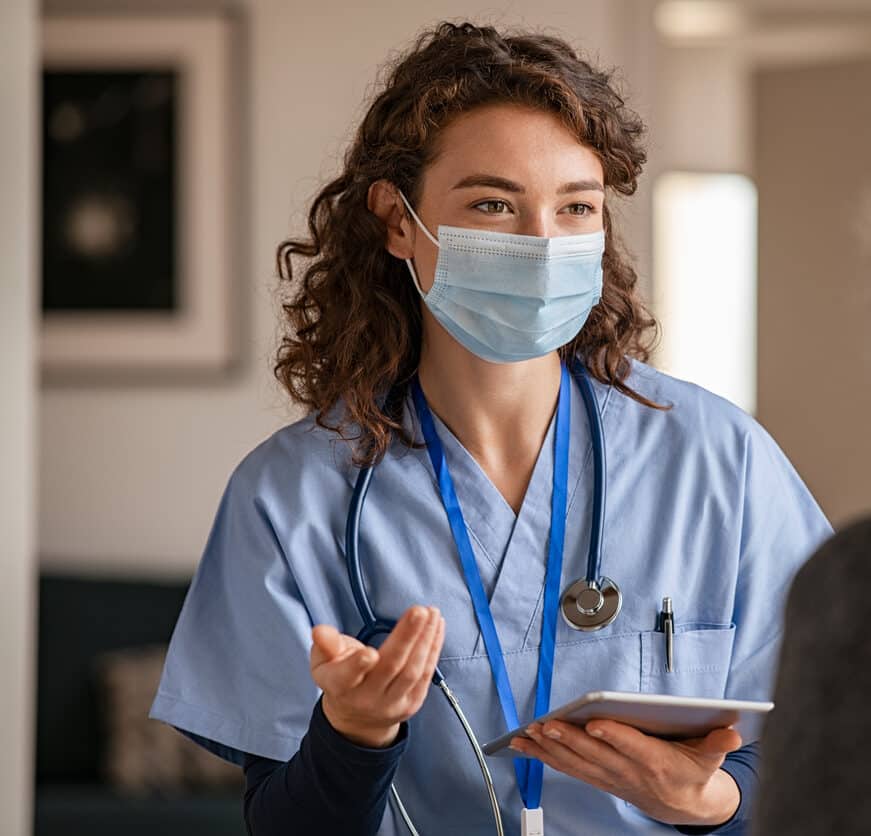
left=42, top=69, right=178, bottom=314
left=40, top=14, right=235, bottom=377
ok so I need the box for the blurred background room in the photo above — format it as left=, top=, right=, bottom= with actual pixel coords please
left=2, top=0, right=869, bottom=834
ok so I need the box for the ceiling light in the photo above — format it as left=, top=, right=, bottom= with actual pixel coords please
left=655, top=0, right=747, bottom=40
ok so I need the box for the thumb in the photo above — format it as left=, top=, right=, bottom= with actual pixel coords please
left=310, top=625, right=347, bottom=668
left=696, top=727, right=743, bottom=757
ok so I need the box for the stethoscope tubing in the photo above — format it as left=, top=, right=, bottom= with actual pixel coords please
left=346, top=460, right=446, bottom=683
left=572, top=361, right=606, bottom=585
left=345, top=462, right=376, bottom=626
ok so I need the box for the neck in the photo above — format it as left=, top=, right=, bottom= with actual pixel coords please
left=416, top=329, right=562, bottom=466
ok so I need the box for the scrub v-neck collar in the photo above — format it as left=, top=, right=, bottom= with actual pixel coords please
left=402, top=372, right=613, bottom=653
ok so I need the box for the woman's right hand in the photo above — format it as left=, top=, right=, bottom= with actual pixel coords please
left=310, top=605, right=445, bottom=748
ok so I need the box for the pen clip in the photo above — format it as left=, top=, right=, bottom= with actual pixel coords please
left=661, top=597, right=674, bottom=673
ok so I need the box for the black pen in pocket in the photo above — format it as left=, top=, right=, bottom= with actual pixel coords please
left=657, top=596, right=675, bottom=673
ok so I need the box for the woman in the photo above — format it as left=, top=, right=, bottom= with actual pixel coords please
left=150, top=21, right=831, bottom=835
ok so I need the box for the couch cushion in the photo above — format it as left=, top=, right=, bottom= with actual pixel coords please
left=95, top=643, right=243, bottom=792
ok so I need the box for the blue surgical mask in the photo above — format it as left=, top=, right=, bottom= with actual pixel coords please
left=397, top=189, right=605, bottom=364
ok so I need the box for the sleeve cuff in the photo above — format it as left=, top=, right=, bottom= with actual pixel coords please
left=309, top=696, right=409, bottom=767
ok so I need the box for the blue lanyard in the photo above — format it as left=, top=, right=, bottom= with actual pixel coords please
left=411, top=363, right=571, bottom=811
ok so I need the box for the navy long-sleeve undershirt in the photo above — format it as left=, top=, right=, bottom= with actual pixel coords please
left=241, top=696, right=759, bottom=835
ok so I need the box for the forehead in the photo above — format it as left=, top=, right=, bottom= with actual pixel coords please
left=425, top=103, right=603, bottom=187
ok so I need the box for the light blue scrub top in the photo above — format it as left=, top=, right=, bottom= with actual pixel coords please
left=150, top=359, right=832, bottom=835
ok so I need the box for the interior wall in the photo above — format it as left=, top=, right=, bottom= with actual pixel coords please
left=653, top=45, right=751, bottom=175
left=0, top=0, right=38, bottom=833
left=647, top=26, right=871, bottom=532
left=755, top=57, right=871, bottom=526
left=38, top=0, right=648, bottom=577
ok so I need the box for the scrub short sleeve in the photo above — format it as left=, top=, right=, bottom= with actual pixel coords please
left=724, top=419, right=833, bottom=730
left=149, top=461, right=321, bottom=765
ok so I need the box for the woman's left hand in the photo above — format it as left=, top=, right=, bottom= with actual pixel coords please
left=511, top=720, right=742, bottom=827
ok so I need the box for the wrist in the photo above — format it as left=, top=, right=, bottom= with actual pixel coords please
left=684, top=769, right=741, bottom=827
left=321, top=696, right=401, bottom=749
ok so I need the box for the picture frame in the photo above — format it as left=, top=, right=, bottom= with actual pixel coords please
left=40, top=13, right=237, bottom=379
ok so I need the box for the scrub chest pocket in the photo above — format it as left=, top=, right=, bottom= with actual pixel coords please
left=641, top=623, right=736, bottom=697
left=456, top=622, right=738, bottom=730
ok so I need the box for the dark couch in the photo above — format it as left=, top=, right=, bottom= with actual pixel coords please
left=35, top=572, right=247, bottom=836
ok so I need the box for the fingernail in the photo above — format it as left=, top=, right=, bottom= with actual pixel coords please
left=509, top=742, right=521, bottom=752
left=410, top=607, right=425, bottom=623
left=544, top=727, right=561, bottom=740
left=588, top=727, right=604, bottom=738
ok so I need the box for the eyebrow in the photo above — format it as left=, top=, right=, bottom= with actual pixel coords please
left=450, top=173, right=604, bottom=194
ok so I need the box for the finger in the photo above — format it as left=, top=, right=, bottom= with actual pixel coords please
left=403, top=615, right=445, bottom=708
left=535, top=720, right=632, bottom=776
left=511, top=733, right=613, bottom=788
left=583, top=719, right=666, bottom=763
left=367, top=605, right=431, bottom=689
left=384, top=607, right=441, bottom=699
left=527, top=722, right=629, bottom=779
left=313, top=644, right=379, bottom=692
left=378, top=605, right=430, bottom=658
left=342, top=647, right=380, bottom=689
left=509, top=736, right=534, bottom=758
left=423, top=614, right=445, bottom=677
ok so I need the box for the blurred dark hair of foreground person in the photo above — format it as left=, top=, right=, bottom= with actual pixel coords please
left=752, top=515, right=871, bottom=835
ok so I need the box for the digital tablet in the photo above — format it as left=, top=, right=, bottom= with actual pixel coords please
left=482, top=691, right=774, bottom=757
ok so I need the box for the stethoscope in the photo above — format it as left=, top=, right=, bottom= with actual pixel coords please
left=344, top=361, right=621, bottom=835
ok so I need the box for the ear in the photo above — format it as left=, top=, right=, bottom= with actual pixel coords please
left=367, top=179, right=415, bottom=260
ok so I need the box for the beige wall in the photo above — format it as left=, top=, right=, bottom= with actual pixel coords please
left=650, top=17, right=871, bottom=527
left=755, top=57, right=871, bottom=526
left=0, top=0, right=38, bottom=833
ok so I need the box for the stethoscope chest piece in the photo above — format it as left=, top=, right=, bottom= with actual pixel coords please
left=560, top=577, right=622, bottom=631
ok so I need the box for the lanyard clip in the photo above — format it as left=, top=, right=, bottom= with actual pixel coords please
left=521, top=807, right=544, bottom=836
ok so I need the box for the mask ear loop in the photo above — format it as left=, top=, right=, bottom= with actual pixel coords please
left=397, top=189, right=439, bottom=298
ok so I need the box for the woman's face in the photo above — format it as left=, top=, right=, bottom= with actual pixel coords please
left=403, top=103, right=605, bottom=294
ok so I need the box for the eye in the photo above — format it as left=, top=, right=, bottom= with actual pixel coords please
left=472, top=199, right=512, bottom=214
left=565, top=203, right=595, bottom=216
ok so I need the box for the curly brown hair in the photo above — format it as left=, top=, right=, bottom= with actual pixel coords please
left=275, top=20, right=662, bottom=466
